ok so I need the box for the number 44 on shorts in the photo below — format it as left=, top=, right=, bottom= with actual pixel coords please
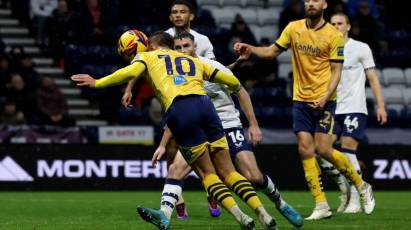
left=344, top=115, right=359, bottom=133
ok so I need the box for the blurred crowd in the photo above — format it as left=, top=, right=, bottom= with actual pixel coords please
left=0, top=46, right=74, bottom=126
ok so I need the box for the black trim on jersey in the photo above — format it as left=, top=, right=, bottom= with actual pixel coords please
left=275, top=42, right=287, bottom=51
left=315, top=21, right=327, bottom=31
left=330, top=59, right=344, bottom=63
left=209, top=69, right=219, bottom=82
left=133, top=60, right=147, bottom=69
left=305, top=19, right=327, bottom=31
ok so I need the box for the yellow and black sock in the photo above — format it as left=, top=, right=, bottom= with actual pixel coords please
left=225, top=172, right=262, bottom=210
left=329, top=149, right=363, bottom=187
left=203, top=173, right=236, bottom=209
left=303, top=157, right=326, bottom=204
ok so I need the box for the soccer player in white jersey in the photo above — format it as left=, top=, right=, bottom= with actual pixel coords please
left=165, top=0, right=215, bottom=60
left=132, top=32, right=303, bottom=229
left=318, top=12, right=387, bottom=213
left=165, top=0, right=217, bottom=218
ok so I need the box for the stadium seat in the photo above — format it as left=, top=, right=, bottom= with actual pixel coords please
left=197, top=0, right=222, bottom=7
left=267, top=0, right=283, bottom=7
left=383, top=87, right=404, bottom=104
left=244, top=0, right=264, bottom=7
left=249, top=25, right=261, bottom=41
left=404, top=68, right=411, bottom=86
left=278, top=50, right=292, bottom=63
left=375, top=69, right=385, bottom=86
left=221, top=0, right=245, bottom=7
left=258, top=25, right=278, bottom=42
left=233, top=8, right=259, bottom=25
left=402, top=88, right=411, bottom=105
left=208, top=7, right=238, bottom=24
left=365, top=87, right=374, bottom=100
left=257, top=8, right=281, bottom=26
left=278, top=63, right=293, bottom=79
left=382, top=67, right=406, bottom=89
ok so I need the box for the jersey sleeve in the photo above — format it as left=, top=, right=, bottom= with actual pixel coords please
left=202, top=62, right=241, bottom=92
left=131, top=52, right=149, bottom=67
left=95, top=61, right=146, bottom=88
left=329, top=33, right=345, bottom=63
left=360, top=44, right=376, bottom=70
left=275, top=22, right=292, bottom=50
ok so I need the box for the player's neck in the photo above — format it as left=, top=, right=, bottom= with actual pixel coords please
left=174, top=26, right=190, bottom=34
left=306, top=17, right=324, bottom=30
left=344, top=36, right=350, bottom=44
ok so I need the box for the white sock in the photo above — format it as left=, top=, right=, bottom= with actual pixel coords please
left=160, top=179, right=182, bottom=219
left=228, top=205, right=247, bottom=223
left=341, top=148, right=362, bottom=176
left=258, top=175, right=282, bottom=207
left=317, top=157, right=349, bottom=194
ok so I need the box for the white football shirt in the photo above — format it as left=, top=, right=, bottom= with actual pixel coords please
left=165, top=28, right=215, bottom=59
left=199, top=56, right=242, bottom=129
left=336, top=39, right=376, bottom=115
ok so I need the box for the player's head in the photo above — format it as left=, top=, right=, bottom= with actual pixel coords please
left=170, top=0, right=194, bottom=29
left=330, top=13, right=351, bottom=37
left=148, top=31, right=174, bottom=50
left=173, top=32, right=196, bottom=57
left=304, top=0, right=327, bottom=19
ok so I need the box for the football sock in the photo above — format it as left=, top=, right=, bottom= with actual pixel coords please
left=225, top=171, right=262, bottom=210
left=257, top=174, right=282, bottom=208
left=318, top=157, right=349, bottom=194
left=160, top=178, right=182, bottom=219
left=203, top=173, right=237, bottom=210
left=302, top=157, right=326, bottom=203
left=341, top=148, right=362, bottom=176
left=329, top=149, right=363, bottom=188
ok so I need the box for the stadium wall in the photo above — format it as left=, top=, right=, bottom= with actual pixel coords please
left=0, top=145, right=410, bottom=190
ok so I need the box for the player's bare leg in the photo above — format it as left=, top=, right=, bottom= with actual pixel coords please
left=210, top=146, right=277, bottom=230
left=188, top=147, right=255, bottom=230
left=315, top=132, right=375, bottom=214
left=164, top=139, right=190, bottom=219
left=297, top=132, right=332, bottom=220
left=168, top=151, right=192, bottom=219
left=235, top=151, right=303, bottom=228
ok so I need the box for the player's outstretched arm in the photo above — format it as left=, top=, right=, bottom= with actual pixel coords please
left=209, top=71, right=241, bottom=92
left=233, top=42, right=282, bottom=60
left=366, top=68, right=387, bottom=124
left=71, top=62, right=146, bottom=89
left=152, top=126, right=173, bottom=167
left=236, top=87, right=262, bottom=145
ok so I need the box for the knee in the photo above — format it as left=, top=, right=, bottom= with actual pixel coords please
left=315, top=143, right=332, bottom=156
left=247, top=172, right=264, bottom=186
left=168, top=162, right=187, bottom=180
left=298, top=144, right=314, bottom=159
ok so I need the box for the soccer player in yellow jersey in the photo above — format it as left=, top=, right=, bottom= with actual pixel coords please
left=71, top=31, right=277, bottom=230
left=234, top=0, right=375, bottom=220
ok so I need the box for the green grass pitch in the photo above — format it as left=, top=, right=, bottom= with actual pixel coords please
left=0, top=191, right=410, bottom=229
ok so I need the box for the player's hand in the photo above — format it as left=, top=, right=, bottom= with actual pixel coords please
left=152, top=146, right=166, bottom=167
left=71, top=74, right=96, bottom=88
left=376, top=106, right=387, bottom=125
left=233, top=42, right=252, bottom=60
left=122, top=90, right=133, bottom=108
left=248, top=125, right=262, bottom=146
left=309, top=97, right=327, bottom=109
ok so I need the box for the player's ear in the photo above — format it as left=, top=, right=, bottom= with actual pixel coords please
left=189, top=13, right=194, bottom=21
left=347, top=23, right=351, bottom=32
left=323, top=0, right=327, bottom=10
